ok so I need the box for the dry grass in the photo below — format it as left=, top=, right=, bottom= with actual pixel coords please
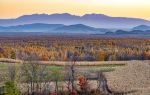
left=105, top=61, right=150, bottom=95
left=1, top=58, right=147, bottom=66
left=0, top=59, right=149, bottom=95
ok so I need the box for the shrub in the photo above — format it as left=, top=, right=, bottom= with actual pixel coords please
left=5, top=81, right=20, bottom=95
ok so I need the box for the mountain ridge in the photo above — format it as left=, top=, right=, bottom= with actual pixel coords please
left=132, top=25, right=150, bottom=31
left=0, top=13, right=150, bottom=28
left=0, top=23, right=109, bottom=34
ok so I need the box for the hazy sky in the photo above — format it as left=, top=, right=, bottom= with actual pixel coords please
left=1, top=0, right=150, bottom=20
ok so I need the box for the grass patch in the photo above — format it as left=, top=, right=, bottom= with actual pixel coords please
left=0, top=62, right=124, bottom=73
left=76, top=64, right=125, bottom=73
left=91, top=64, right=125, bottom=67
left=47, top=66, right=64, bottom=71
left=0, top=64, right=9, bottom=69
left=90, top=67, right=116, bottom=72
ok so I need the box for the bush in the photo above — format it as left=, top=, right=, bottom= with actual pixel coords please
left=5, top=81, right=20, bottom=95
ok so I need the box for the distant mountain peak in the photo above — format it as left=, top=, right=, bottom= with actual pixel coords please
left=69, top=24, right=90, bottom=27
left=135, top=25, right=150, bottom=27
left=1, top=13, right=150, bottom=28
left=82, top=13, right=109, bottom=17
left=132, top=25, right=150, bottom=31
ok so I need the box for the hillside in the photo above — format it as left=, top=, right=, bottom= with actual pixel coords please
left=0, top=23, right=109, bottom=34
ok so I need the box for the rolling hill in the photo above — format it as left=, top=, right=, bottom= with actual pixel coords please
left=0, top=23, right=110, bottom=34
left=132, top=25, right=150, bottom=31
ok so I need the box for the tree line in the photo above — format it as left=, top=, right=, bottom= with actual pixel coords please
left=0, top=37, right=150, bottom=61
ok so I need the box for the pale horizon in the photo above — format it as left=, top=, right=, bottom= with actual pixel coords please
left=1, top=0, right=150, bottom=20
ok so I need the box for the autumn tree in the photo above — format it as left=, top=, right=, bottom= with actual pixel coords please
left=99, top=50, right=107, bottom=61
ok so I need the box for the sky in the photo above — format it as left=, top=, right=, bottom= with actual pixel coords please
left=0, top=0, right=150, bottom=20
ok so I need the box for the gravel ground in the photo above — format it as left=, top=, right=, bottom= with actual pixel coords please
left=105, top=61, right=150, bottom=95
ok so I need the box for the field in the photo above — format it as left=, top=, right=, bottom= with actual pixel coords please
left=0, top=60, right=150, bottom=95
left=0, top=36, right=150, bottom=95
left=0, top=60, right=124, bottom=78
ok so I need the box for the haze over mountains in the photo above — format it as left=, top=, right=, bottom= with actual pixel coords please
left=0, top=23, right=109, bottom=34
left=0, top=13, right=150, bottom=36
left=132, top=25, right=150, bottom=31
left=0, top=13, right=150, bottom=29
left=105, top=25, right=150, bottom=35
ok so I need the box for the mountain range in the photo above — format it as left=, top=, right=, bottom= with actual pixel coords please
left=0, top=23, right=110, bottom=34
left=0, top=13, right=150, bottom=36
left=106, top=30, right=150, bottom=35
left=1, top=23, right=150, bottom=35
left=1, top=13, right=150, bottom=29
left=132, top=25, right=150, bottom=31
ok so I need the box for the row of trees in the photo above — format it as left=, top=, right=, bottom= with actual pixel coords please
left=0, top=37, right=150, bottom=61
left=0, top=56, right=112, bottom=95
left=0, top=46, right=150, bottom=61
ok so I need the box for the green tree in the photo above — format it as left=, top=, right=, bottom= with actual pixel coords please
left=5, top=81, right=20, bottom=95
left=10, top=51, right=16, bottom=59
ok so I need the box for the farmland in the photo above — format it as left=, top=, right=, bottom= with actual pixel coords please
left=0, top=60, right=149, bottom=95
left=0, top=36, right=150, bottom=95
